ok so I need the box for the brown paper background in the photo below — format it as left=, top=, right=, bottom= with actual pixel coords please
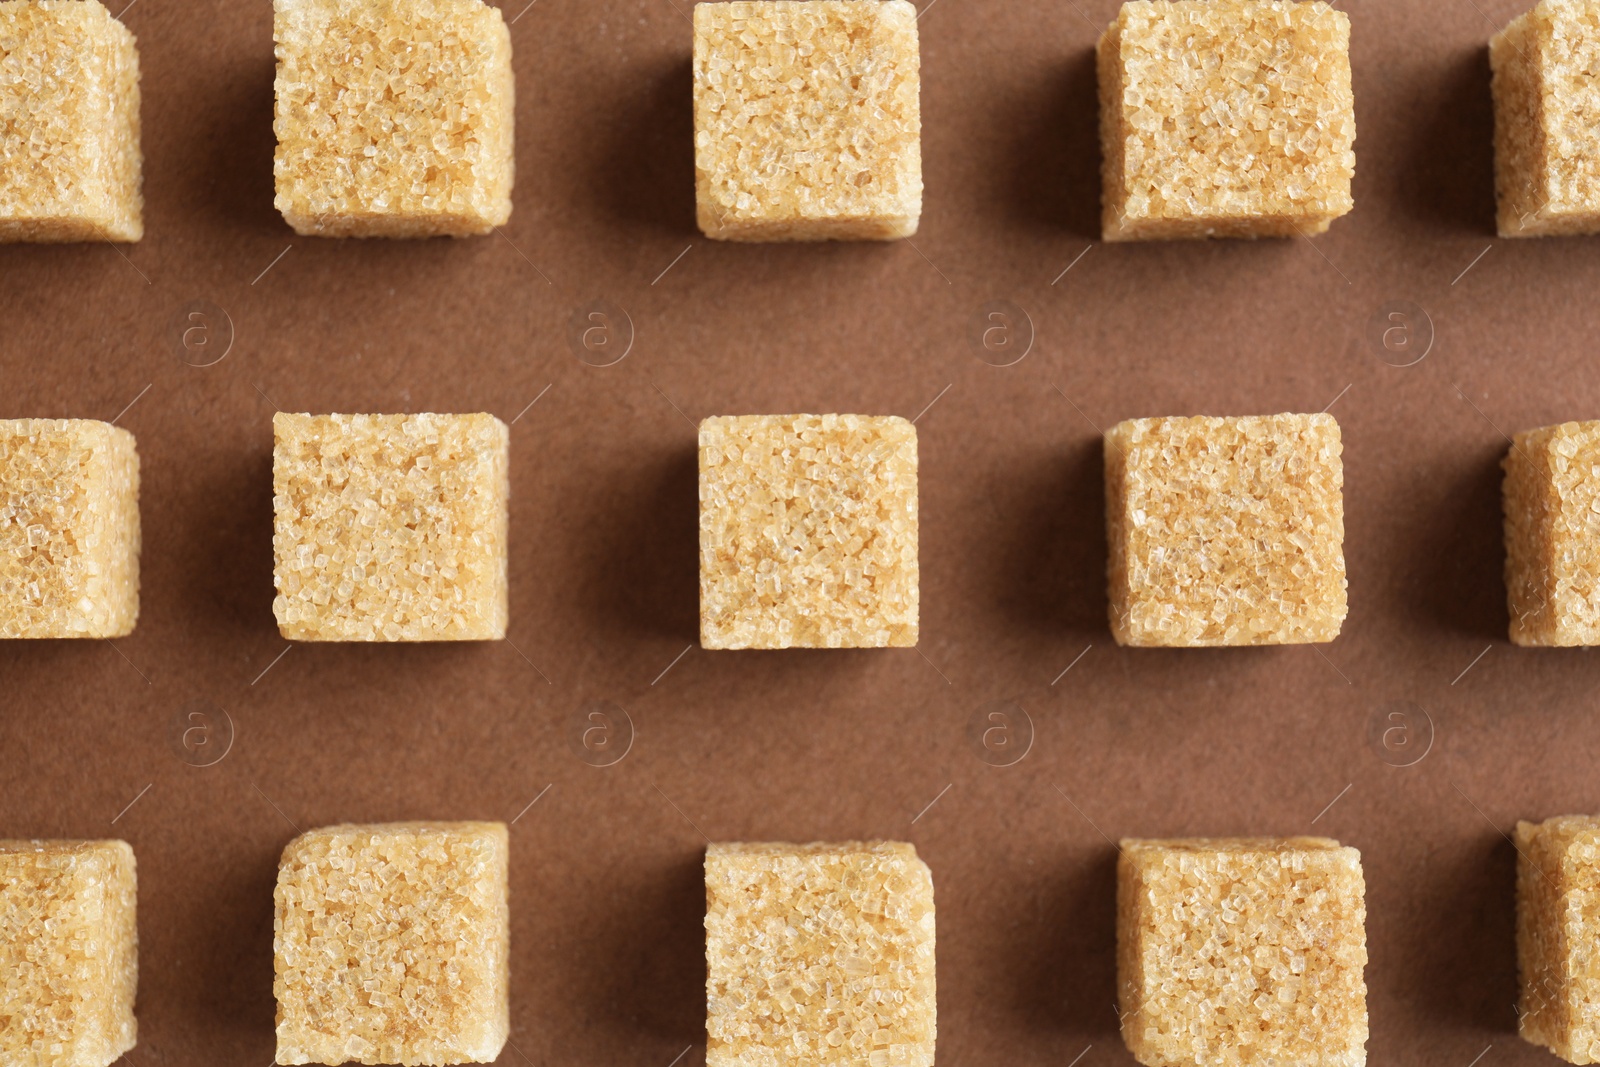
left=0, top=0, right=1593, bottom=1062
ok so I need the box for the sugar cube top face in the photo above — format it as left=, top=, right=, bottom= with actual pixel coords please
left=274, top=822, right=509, bottom=1067
left=1517, top=815, right=1600, bottom=1063
left=1105, top=413, right=1347, bottom=646
left=700, top=414, right=918, bottom=649
left=1097, top=0, right=1355, bottom=241
left=1118, top=837, right=1368, bottom=1067
left=273, top=0, right=514, bottom=238
left=1503, top=421, right=1600, bottom=645
left=0, top=0, right=142, bottom=243
left=0, top=839, right=137, bottom=1067
left=272, top=412, right=509, bottom=642
left=0, top=419, right=140, bottom=639
left=693, top=0, right=923, bottom=241
left=1492, top=1, right=1600, bottom=237
left=705, top=842, right=936, bottom=1067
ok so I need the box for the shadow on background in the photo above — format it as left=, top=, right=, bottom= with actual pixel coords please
left=1008, top=49, right=1102, bottom=240
left=192, top=846, right=279, bottom=1043
left=1012, top=849, right=1121, bottom=1039
left=180, top=450, right=278, bottom=638
left=1409, top=832, right=1519, bottom=1033
left=1418, top=441, right=1506, bottom=641
left=996, top=438, right=1109, bottom=638
left=595, top=57, right=697, bottom=236
left=582, top=446, right=700, bottom=643
left=183, top=56, right=281, bottom=235
left=1402, top=48, right=1496, bottom=235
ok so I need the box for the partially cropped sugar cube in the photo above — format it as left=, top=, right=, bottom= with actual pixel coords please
left=1504, top=421, right=1600, bottom=644
left=273, top=0, right=514, bottom=238
left=274, top=822, right=509, bottom=1067
left=272, top=412, right=508, bottom=641
left=0, top=419, right=140, bottom=639
left=0, top=840, right=137, bottom=1067
left=1118, top=837, right=1367, bottom=1067
left=0, top=0, right=142, bottom=242
left=1097, top=0, right=1356, bottom=241
left=1105, top=413, right=1346, bottom=646
left=1492, top=2, right=1600, bottom=236
left=1516, top=815, right=1600, bottom=1063
left=693, top=1, right=922, bottom=241
left=705, top=842, right=935, bottom=1067
left=700, top=414, right=918, bottom=649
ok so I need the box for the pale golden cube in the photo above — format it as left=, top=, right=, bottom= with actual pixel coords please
left=705, top=842, right=935, bottom=1067
left=1492, top=2, right=1600, bottom=237
left=0, top=419, right=140, bottom=639
left=273, top=0, right=514, bottom=238
left=0, top=840, right=138, bottom=1067
left=700, top=414, right=918, bottom=649
left=1105, top=413, right=1346, bottom=646
left=274, top=822, right=509, bottom=1067
left=1097, top=0, right=1356, bottom=241
left=1516, top=815, right=1600, bottom=1063
left=272, top=412, right=509, bottom=641
left=0, top=0, right=142, bottom=242
left=693, top=0, right=922, bottom=241
left=1503, top=421, right=1600, bottom=645
left=1118, top=838, right=1368, bottom=1067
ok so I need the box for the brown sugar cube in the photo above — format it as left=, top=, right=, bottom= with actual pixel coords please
left=705, top=842, right=935, bottom=1067
left=0, top=840, right=138, bottom=1067
left=272, top=412, right=509, bottom=642
left=1492, top=2, right=1600, bottom=237
left=693, top=1, right=922, bottom=241
left=0, top=419, right=140, bottom=639
left=273, top=0, right=514, bottom=238
left=1105, top=413, right=1347, bottom=646
left=1118, top=837, right=1368, bottom=1067
left=274, top=822, right=509, bottom=1066
left=1516, top=815, right=1600, bottom=1063
left=699, top=414, right=918, bottom=649
left=1097, top=0, right=1356, bottom=241
left=1503, top=421, right=1600, bottom=645
left=0, top=0, right=142, bottom=243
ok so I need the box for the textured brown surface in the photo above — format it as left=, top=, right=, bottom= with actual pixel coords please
left=693, top=0, right=921, bottom=241
left=1117, top=838, right=1367, bottom=1067
left=0, top=839, right=138, bottom=1067
left=0, top=0, right=142, bottom=242
left=0, top=0, right=1598, bottom=1065
left=705, top=841, right=935, bottom=1067
left=1490, top=1, right=1600, bottom=237
left=0, top=419, right=141, bottom=639
left=1501, top=420, right=1600, bottom=646
left=273, top=821, right=509, bottom=1066
left=1097, top=0, right=1355, bottom=241
left=273, top=0, right=514, bottom=238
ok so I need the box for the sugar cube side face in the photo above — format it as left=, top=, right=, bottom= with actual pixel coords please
left=699, top=414, right=919, bottom=649
left=1492, top=1, right=1600, bottom=237
left=1517, top=815, right=1600, bottom=1063
left=0, top=0, right=142, bottom=242
left=705, top=842, right=936, bottom=1067
left=272, top=412, right=509, bottom=642
left=1503, top=421, right=1600, bottom=646
left=1117, top=837, right=1368, bottom=1067
left=1097, top=0, right=1355, bottom=241
left=273, top=0, right=514, bottom=238
left=0, top=839, right=138, bottom=1067
left=0, top=419, right=141, bottom=639
left=273, top=821, right=510, bottom=1067
left=693, top=0, right=922, bottom=241
left=1105, top=413, right=1346, bottom=646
